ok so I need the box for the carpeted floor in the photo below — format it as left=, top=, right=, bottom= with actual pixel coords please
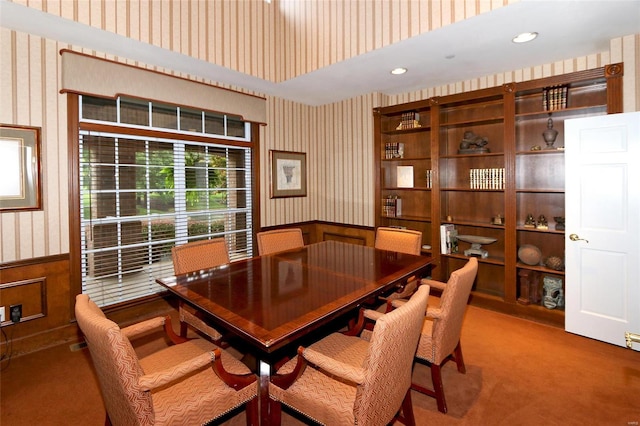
left=1, top=299, right=639, bottom=425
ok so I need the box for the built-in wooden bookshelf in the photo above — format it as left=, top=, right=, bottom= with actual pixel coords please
left=373, top=63, right=623, bottom=326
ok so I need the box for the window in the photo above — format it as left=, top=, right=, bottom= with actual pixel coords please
left=79, top=96, right=253, bottom=307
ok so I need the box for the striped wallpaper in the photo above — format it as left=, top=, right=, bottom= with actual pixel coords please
left=1, top=0, right=638, bottom=262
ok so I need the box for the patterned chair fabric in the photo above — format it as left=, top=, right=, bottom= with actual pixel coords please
left=256, top=228, right=304, bottom=255
left=269, top=284, right=430, bottom=425
left=374, top=227, right=423, bottom=302
left=74, top=294, right=257, bottom=426
left=374, top=227, right=422, bottom=256
left=171, top=238, right=230, bottom=340
left=393, top=257, right=478, bottom=414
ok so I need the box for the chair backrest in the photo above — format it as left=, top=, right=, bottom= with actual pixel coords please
left=256, top=228, right=304, bottom=255
left=432, top=257, right=478, bottom=363
left=354, top=284, right=430, bottom=424
left=374, top=227, right=422, bottom=256
left=171, top=238, right=230, bottom=275
left=75, top=294, right=154, bottom=425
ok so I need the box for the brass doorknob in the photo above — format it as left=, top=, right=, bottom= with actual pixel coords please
left=569, top=233, right=589, bottom=243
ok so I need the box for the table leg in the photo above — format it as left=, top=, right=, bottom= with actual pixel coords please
left=258, top=359, right=275, bottom=425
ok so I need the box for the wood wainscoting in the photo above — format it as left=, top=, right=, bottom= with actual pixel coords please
left=1, top=255, right=75, bottom=357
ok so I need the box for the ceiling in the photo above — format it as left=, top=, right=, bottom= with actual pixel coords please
left=1, top=0, right=639, bottom=106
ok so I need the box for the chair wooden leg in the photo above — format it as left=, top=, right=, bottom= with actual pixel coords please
left=410, top=364, right=447, bottom=414
left=430, top=364, right=447, bottom=414
left=178, top=302, right=189, bottom=338
left=453, top=341, right=466, bottom=374
left=396, top=389, right=416, bottom=426
left=179, top=320, right=188, bottom=338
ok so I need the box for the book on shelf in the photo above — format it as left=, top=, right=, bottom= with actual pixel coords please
left=384, top=142, right=404, bottom=159
left=397, top=166, right=414, bottom=188
left=440, top=224, right=457, bottom=255
left=396, top=112, right=421, bottom=130
left=382, top=196, right=402, bottom=217
left=469, top=168, right=504, bottom=190
left=542, top=85, right=568, bottom=111
left=425, top=169, right=432, bottom=189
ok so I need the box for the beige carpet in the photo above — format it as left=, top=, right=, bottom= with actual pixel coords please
left=2, top=301, right=639, bottom=425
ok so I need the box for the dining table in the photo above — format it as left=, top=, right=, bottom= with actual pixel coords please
left=156, top=239, right=433, bottom=425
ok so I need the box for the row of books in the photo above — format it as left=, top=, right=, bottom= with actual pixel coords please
left=395, top=112, right=421, bottom=130
left=469, top=168, right=505, bottom=190
left=384, top=142, right=405, bottom=159
left=382, top=196, right=402, bottom=217
left=425, top=169, right=433, bottom=189
left=542, top=85, right=568, bottom=111
left=440, top=224, right=458, bottom=255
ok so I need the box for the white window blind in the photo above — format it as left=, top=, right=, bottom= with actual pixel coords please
left=79, top=98, right=253, bottom=307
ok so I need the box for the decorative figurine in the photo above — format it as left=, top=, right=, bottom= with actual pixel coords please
left=492, top=214, right=504, bottom=226
left=543, top=276, right=564, bottom=309
left=524, top=213, right=536, bottom=228
left=458, top=131, right=490, bottom=154
left=554, top=216, right=565, bottom=231
left=536, top=214, right=549, bottom=230
left=542, top=117, right=559, bottom=150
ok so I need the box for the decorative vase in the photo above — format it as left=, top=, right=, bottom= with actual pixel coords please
left=542, top=117, right=558, bottom=149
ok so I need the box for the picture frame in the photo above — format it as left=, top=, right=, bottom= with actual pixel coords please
left=270, top=150, right=307, bottom=198
left=0, top=124, right=42, bottom=211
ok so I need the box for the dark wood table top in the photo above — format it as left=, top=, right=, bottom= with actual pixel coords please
left=157, top=240, right=432, bottom=355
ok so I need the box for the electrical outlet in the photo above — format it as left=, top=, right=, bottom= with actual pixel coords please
left=10, top=304, right=22, bottom=323
left=0, top=306, right=5, bottom=323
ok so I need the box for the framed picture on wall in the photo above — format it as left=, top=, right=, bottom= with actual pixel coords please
left=270, top=150, right=307, bottom=198
left=0, top=124, right=42, bottom=211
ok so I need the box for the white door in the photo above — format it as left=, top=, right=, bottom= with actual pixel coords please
left=565, top=111, right=640, bottom=349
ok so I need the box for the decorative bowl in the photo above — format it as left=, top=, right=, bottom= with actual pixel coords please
left=457, top=235, right=498, bottom=245
left=518, top=244, right=542, bottom=266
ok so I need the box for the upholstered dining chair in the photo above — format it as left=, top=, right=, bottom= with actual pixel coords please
left=391, top=257, right=478, bottom=414
left=74, top=294, right=258, bottom=426
left=256, top=228, right=304, bottom=255
left=374, top=227, right=423, bottom=302
left=171, top=238, right=230, bottom=342
left=268, top=284, right=430, bottom=425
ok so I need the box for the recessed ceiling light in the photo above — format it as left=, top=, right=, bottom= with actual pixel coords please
left=390, top=67, right=407, bottom=75
left=512, top=32, right=538, bottom=43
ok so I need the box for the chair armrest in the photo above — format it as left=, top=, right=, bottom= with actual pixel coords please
left=270, top=347, right=308, bottom=390
left=122, top=315, right=188, bottom=345
left=138, top=351, right=212, bottom=391
left=363, top=309, right=384, bottom=322
left=426, top=307, right=443, bottom=319
left=138, top=349, right=255, bottom=392
left=421, top=277, right=446, bottom=291
left=180, top=308, right=223, bottom=342
left=342, top=308, right=382, bottom=336
left=210, top=349, right=256, bottom=391
left=303, top=346, right=365, bottom=385
left=390, top=299, right=407, bottom=310
left=379, top=276, right=418, bottom=302
left=121, top=316, right=166, bottom=339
